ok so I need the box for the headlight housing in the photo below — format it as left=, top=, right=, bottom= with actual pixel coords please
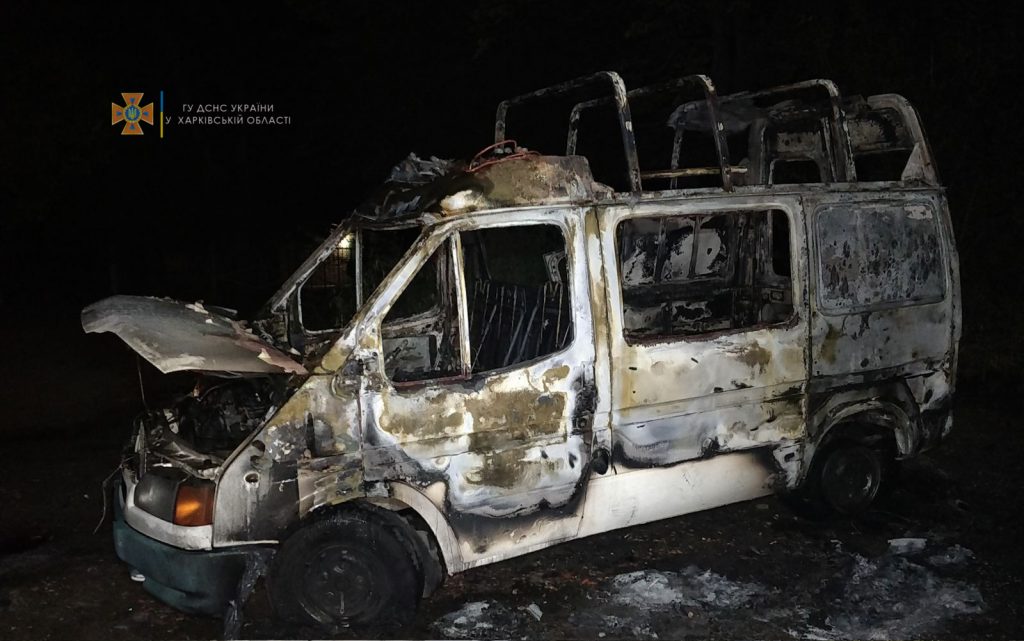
left=173, top=482, right=215, bottom=526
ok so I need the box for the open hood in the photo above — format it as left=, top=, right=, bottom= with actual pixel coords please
left=81, top=295, right=307, bottom=375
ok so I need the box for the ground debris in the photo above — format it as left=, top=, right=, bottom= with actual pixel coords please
left=887, top=537, right=927, bottom=555
left=568, top=566, right=768, bottom=639
left=428, top=542, right=985, bottom=641
left=609, top=566, right=764, bottom=609
left=432, top=600, right=526, bottom=639
left=799, top=546, right=985, bottom=640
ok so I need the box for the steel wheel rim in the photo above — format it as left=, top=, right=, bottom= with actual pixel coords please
left=821, top=446, right=882, bottom=513
left=300, top=543, right=385, bottom=623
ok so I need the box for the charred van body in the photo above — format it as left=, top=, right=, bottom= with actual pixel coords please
left=83, top=72, right=959, bottom=630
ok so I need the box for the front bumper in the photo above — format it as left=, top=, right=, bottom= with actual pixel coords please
left=112, top=485, right=264, bottom=617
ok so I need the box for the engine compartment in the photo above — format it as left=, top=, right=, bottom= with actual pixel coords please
left=128, top=376, right=286, bottom=481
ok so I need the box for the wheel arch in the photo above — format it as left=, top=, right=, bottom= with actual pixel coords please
left=821, top=400, right=911, bottom=447
left=305, top=484, right=461, bottom=575
left=803, top=381, right=921, bottom=484
left=385, top=483, right=463, bottom=575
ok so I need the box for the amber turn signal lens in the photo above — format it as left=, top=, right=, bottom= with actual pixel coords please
left=173, top=483, right=215, bottom=526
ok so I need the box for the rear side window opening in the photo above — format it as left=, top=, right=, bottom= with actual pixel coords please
left=815, top=201, right=945, bottom=313
left=616, top=209, right=794, bottom=341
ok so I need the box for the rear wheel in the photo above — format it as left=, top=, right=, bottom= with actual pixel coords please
left=818, top=444, right=884, bottom=515
left=787, top=433, right=896, bottom=518
left=269, top=508, right=420, bottom=631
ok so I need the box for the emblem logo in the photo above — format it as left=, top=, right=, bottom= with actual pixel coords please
left=111, top=93, right=154, bottom=135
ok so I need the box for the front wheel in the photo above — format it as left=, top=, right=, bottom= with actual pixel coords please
left=269, top=508, right=421, bottom=631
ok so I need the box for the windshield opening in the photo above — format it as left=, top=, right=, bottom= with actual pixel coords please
left=298, top=226, right=421, bottom=333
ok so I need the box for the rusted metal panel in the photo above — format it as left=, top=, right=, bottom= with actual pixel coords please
left=807, top=192, right=953, bottom=376
left=213, top=373, right=364, bottom=544
left=577, top=450, right=774, bottom=538
left=350, top=210, right=597, bottom=566
left=815, top=201, right=945, bottom=313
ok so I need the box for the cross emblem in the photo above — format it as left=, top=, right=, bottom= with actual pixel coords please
left=111, top=93, right=154, bottom=135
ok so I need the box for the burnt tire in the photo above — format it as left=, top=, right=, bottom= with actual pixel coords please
left=817, top=442, right=885, bottom=515
left=269, top=508, right=420, bottom=631
left=786, top=438, right=893, bottom=518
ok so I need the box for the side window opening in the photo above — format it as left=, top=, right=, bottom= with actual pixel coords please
left=382, top=239, right=462, bottom=383
left=462, top=224, right=573, bottom=374
left=617, top=210, right=794, bottom=340
left=383, top=248, right=439, bottom=321
left=816, top=202, right=944, bottom=312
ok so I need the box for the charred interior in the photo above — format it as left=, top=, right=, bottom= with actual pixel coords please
left=617, top=209, right=793, bottom=339
left=174, top=377, right=283, bottom=453
left=378, top=223, right=574, bottom=382
left=464, top=225, right=573, bottom=372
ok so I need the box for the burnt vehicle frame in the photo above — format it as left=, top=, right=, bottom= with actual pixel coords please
left=83, top=70, right=959, bottom=629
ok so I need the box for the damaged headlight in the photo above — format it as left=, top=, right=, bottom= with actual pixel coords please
left=135, top=467, right=215, bottom=526
left=173, top=482, right=215, bottom=526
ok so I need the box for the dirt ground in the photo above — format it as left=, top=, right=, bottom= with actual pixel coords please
left=1, top=316, right=1021, bottom=640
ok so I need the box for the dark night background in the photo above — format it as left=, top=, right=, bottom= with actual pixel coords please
left=3, top=1, right=1022, bottom=323
left=5, top=0, right=1021, bottom=426
left=1, top=1, right=1023, bottom=639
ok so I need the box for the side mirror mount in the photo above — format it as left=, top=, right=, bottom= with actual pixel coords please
left=342, top=352, right=380, bottom=378
left=361, top=352, right=381, bottom=377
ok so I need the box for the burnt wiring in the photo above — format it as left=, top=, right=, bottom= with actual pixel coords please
left=91, top=457, right=130, bottom=535
left=467, top=139, right=539, bottom=173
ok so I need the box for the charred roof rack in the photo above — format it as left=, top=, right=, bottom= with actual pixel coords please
left=712, top=79, right=858, bottom=182
left=495, top=73, right=859, bottom=193
left=566, top=74, right=735, bottom=192
left=495, top=71, right=643, bottom=192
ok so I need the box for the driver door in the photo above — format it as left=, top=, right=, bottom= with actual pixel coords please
left=354, top=216, right=597, bottom=566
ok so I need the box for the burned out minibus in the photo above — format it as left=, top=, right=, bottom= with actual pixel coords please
left=83, top=72, right=959, bottom=629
